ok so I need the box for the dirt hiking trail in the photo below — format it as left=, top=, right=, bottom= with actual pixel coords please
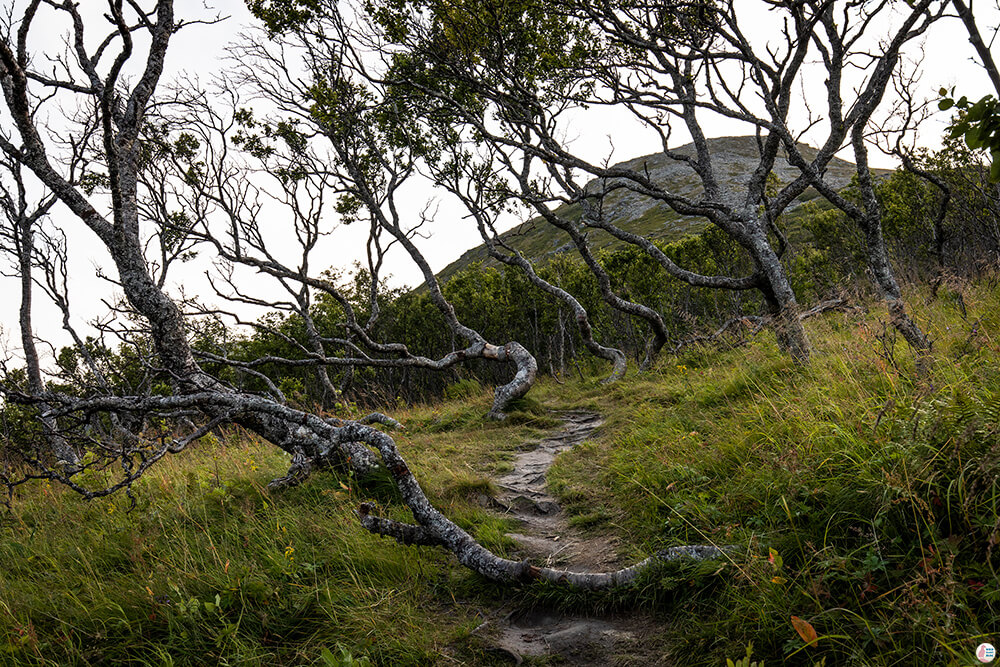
left=473, top=411, right=670, bottom=666
left=496, top=411, right=620, bottom=571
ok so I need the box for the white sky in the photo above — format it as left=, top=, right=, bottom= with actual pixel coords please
left=0, top=0, right=996, bottom=367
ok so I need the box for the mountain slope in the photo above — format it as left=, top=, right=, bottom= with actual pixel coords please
left=438, top=136, right=878, bottom=282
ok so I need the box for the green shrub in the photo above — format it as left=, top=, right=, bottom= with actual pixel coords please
left=443, top=378, right=482, bottom=401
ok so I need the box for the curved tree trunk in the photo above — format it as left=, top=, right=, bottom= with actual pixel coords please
left=0, top=0, right=739, bottom=594
left=851, top=129, right=932, bottom=358
left=535, top=200, right=673, bottom=371
left=474, top=219, right=627, bottom=383
left=639, top=330, right=668, bottom=372
left=483, top=342, right=538, bottom=419
left=298, top=298, right=343, bottom=408
left=345, top=420, right=731, bottom=589
left=746, top=227, right=811, bottom=363
left=862, top=223, right=932, bottom=352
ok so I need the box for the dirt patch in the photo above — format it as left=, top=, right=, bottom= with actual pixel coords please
left=476, top=608, right=670, bottom=666
left=477, top=412, right=672, bottom=665
left=493, top=411, right=617, bottom=571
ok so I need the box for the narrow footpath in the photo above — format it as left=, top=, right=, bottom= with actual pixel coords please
left=475, top=412, right=668, bottom=666
left=495, top=411, right=621, bottom=572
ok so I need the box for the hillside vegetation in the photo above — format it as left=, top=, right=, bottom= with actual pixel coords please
left=2, top=279, right=998, bottom=666
left=2, top=110, right=996, bottom=667
left=5, top=3, right=1000, bottom=666
left=436, top=136, right=875, bottom=283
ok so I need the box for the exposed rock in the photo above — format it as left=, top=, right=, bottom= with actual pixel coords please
left=437, top=135, right=870, bottom=282
left=490, top=609, right=670, bottom=666
left=476, top=411, right=726, bottom=663
left=494, top=411, right=615, bottom=570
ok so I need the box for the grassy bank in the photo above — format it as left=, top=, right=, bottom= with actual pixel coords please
left=2, top=280, right=999, bottom=665
left=531, top=282, right=1000, bottom=665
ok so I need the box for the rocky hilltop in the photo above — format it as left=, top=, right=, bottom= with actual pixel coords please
left=437, top=135, right=871, bottom=282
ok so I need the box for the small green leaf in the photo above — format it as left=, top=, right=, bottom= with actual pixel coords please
left=938, top=98, right=954, bottom=111
left=966, top=127, right=982, bottom=149
left=990, top=155, right=1000, bottom=183
left=320, top=647, right=338, bottom=667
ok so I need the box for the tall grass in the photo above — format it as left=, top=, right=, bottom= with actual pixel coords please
left=0, top=398, right=561, bottom=665
left=535, top=281, right=1000, bottom=665
left=2, top=281, right=999, bottom=665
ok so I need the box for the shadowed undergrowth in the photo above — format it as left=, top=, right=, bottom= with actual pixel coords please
left=3, top=281, right=1000, bottom=665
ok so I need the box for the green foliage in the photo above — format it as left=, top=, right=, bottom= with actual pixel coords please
left=727, top=643, right=763, bottom=667
left=320, top=644, right=373, bottom=667
left=4, top=281, right=1000, bottom=665
left=246, top=0, right=323, bottom=34
left=531, top=282, right=1000, bottom=665
left=374, top=0, right=604, bottom=104
left=941, top=89, right=1000, bottom=181
left=442, top=378, right=482, bottom=401
left=0, top=393, right=44, bottom=454
left=0, top=391, right=560, bottom=665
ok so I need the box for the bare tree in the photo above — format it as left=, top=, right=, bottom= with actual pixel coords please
left=320, top=0, right=825, bottom=365
left=0, top=0, right=731, bottom=589
left=224, top=20, right=630, bottom=383
left=433, top=141, right=629, bottom=382
left=306, top=0, right=945, bottom=365
left=0, top=154, right=78, bottom=464
left=768, top=0, right=940, bottom=354
left=861, top=60, right=955, bottom=293
left=153, top=69, right=538, bottom=419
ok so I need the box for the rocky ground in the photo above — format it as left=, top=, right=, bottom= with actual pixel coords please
left=473, top=412, right=671, bottom=666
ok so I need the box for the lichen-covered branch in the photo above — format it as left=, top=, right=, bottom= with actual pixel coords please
left=347, top=420, right=732, bottom=589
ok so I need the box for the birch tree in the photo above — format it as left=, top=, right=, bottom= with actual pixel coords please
left=271, top=0, right=944, bottom=365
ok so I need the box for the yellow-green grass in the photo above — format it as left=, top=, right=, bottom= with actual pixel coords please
left=0, top=396, right=563, bottom=665
left=529, top=281, right=1000, bottom=665
left=2, top=280, right=999, bottom=666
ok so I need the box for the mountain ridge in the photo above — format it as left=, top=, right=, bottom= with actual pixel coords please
left=437, top=135, right=883, bottom=282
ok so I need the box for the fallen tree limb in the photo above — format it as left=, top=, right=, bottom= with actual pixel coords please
left=11, top=388, right=735, bottom=588
left=349, top=422, right=732, bottom=589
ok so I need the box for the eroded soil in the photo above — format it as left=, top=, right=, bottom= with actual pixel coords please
left=495, top=411, right=620, bottom=571
left=475, top=411, right=671, bottom=666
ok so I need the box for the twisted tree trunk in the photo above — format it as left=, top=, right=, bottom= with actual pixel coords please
left=0, top=0, right=729, bottom=594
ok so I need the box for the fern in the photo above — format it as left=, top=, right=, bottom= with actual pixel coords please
left=980, top=388, right=1000, bottom=428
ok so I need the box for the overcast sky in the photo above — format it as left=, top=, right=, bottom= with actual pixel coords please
left=1, top=0, right=995, bottom=368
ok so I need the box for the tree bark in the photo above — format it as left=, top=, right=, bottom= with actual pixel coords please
left=744, top=224, right=810, bottom=363
left=15, top=212, right=78, bottom=464
left=0, top=0, right=741, bottom=595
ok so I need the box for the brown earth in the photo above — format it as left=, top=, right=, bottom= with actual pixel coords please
left=472, top=412, right=672, bottom=666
